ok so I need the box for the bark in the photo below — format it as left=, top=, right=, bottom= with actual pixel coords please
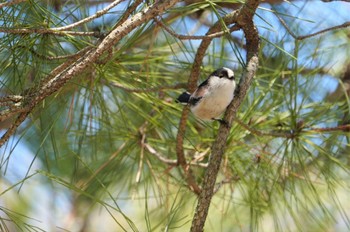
left=190, top=0, right=261, bottom=231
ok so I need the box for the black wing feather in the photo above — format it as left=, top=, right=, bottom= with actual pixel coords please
left=189, top=96, right=202, bottom=106
left=176, top=91, right=191, bottom=104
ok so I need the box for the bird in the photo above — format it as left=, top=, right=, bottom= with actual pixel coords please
left=177, top=67, right=236, bottom=122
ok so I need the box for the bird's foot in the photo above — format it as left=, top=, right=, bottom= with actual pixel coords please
left=212, top=118, right=230, bottom=129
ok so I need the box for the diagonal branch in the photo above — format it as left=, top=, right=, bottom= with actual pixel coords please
left=275, top=13, right=350, bottom=40
left=0, top=0, right=181, bottom=148
left=52, top=0, right=125, bottom=31
left=110, top=82, right=187, bottom=92
left=0, top=27, right=103, bottom=37
left=155, top=18, right=240, bottom=40
left=113, top=0, right=143, bottom=29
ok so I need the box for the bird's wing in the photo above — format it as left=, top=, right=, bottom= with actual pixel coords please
left=189, top=96, right=202, bottom=106
left=189, top=80, right=209, bottom=106
left=176, top=91, right=191, bottom=104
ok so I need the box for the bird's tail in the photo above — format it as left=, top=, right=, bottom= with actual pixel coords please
left=176, top=92, right=191, bottom=105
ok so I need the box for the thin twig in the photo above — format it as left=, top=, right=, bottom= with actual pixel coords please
left=136, top=124, right=147, bottom=183
left=155, top=18, right=240, bottom=40
left=113, top=0, right=143, bottom=29
left=110, top=82, right=187, bottom=92
left=0, top=104, right=27, bottom=122
left=234, top=117, right=295, bottom=138
left=306, top=124, right=350, bottom=133
left=144, top=143, right=208, bottom=168
left=275, top=13, right=350, bottom=40
left=52, top=0, right=125, bottom=31
left=236, top=117, right=350, bottom=135
left=0, top=27, right=103, bottom=37
left=144, top=143, right=177, bottom=165
left=322, top=0, right=350, bottom=2
left=79, top=142, right=127, bottom=190
left=0, top=95, right=23, bottom=103
left=0, top=112, right=28, bottom=148
left=0, top=0, right=181, bottom=148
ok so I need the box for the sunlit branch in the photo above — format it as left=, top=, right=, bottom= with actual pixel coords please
left=0, top=95, right=23, bottom=103
left=113, top=0, right=143, bottom=29
left=0, top=0, right=181, bottom=148
left=155, top=18, right=240, bottom=40
left=42, top=47, right=93, bottom=82
left=0, top=27, right=103, bottom=37
left=144, top=143, right=208, bottom=168
left=275, top=13, right=350, bottom=40
left=52, top=0, right=125, bottom=31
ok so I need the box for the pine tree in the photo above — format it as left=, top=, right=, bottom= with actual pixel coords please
left=0, top=0, right=349, bottom=231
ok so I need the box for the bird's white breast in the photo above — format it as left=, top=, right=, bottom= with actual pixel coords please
left=191, top=76, right=235, bottom=120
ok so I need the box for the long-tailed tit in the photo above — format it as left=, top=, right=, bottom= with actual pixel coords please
left=177, top=67, right=236, bottom=122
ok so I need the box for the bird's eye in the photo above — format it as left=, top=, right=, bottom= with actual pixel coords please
left=218, top=71, right=227, bottom=78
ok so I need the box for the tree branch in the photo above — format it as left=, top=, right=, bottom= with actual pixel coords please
left=155, top=18, right=240, bottom=40
left=190, top=0, right=261, bottom=231
left=52, top=0, right=124, bottom=31
left=112, top=0, right=143, bottom=29
left=234, top=117, right=295, bottom=138
left=0, top=27, right=103, bottom=37
left=275, top=13, right=350, bottom=40
left=144, top=143, right=208, bottom=168
left=0, top=0, right=181, bottom=148
left=307, top=124, right=350, bottom=133
left=175, top=8, right=242, bottom=197
left=110, top=82, right=187, bottom=92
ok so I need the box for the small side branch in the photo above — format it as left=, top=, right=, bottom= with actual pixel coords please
left=0, top=0, right=181, bottom=148
left=307, top=124, right=350, bottom=133
left=0, top=112, right=28, bottom=147
left=52, top=0, right=125, bottom=31
left=110, top=82, right=187, bottom=92
left=155, top=18, right=240, bottom=40
left=275, top=13, right=350, bottom=40
left=113, top=0, right=143, bottom=29
left=234, top=118, right=295, bottom=138
left=0, top=27, right=103, bottom=37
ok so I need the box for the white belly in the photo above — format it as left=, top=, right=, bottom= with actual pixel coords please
left=191, top=81, right=235, bottom=120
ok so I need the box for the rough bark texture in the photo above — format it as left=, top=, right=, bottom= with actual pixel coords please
left=190, top=0, right=261, bottom=231
left=0, top=0, right=181, bottom=147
